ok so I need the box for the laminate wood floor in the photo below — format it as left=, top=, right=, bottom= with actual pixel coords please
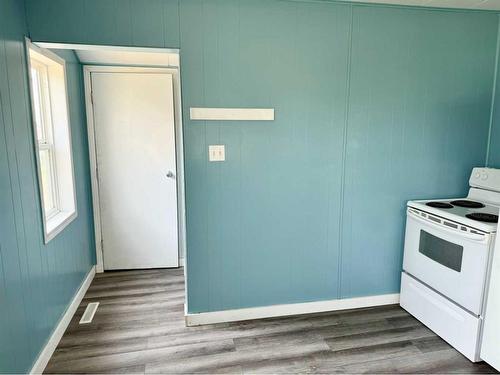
left=45, top=268, right=497, bottom=374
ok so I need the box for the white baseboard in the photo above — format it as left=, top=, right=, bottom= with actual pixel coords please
left=185, top=293, right=400, bottom=326
left=30, top=265, right=96, bottom=374
left=96, top=263, right=104, bottom=273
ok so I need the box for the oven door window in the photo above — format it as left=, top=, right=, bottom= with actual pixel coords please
left=419, top=230, right=464, bottom=272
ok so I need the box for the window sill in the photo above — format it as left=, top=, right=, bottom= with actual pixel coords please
left=44, top=210, right=77, bottom=244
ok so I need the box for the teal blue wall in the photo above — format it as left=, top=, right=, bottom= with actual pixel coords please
left=341, top=6, right=497, bottom=297
left=17, top=0, right=500, bottom=339
left=0, top=0, right=95, bottom=372
left=180, top=0, right=352, bottom=310
left=26, top=0, right=180, bottom=48
left=487, top=19, right=500, bottom=168
left=178, top=1, right=497, bottom=311
left=24, top=0, right=499, bottom=314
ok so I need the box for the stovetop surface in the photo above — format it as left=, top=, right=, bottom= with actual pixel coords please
left=408, top=197, right=499, bottom=233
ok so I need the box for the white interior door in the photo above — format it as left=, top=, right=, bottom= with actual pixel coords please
left=91, top=71, right=179, bottom=270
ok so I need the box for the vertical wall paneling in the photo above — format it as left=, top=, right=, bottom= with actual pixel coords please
left=179, top=1, right=497, bottom=312
left=341, top=6, right=497, bottom=298
left=0, top=2, right=95, bottom=372
left=0, top=0, right=36, bottom=368
left=0, top=54, right=22, bottom=371
left=25, top=0, right=181, bottom=48
left=180, top=0, right=352, bottom=312
left=487, top=15, right=500, bottom=168
left=18, top=0, right=500, bottom=344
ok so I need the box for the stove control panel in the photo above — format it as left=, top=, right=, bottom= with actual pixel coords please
left=470, top=167, right=500, bottom=191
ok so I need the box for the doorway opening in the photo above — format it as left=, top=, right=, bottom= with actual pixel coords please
left=32, top=42, right=187, bottom=273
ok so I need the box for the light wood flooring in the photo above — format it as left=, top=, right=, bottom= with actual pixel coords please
left=44, top=268, right=497, bottom=374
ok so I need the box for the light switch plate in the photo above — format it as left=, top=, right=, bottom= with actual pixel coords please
left=209, top=145, right=225, bottom=162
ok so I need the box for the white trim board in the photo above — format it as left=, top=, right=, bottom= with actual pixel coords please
left=30, top=266, right=96, bottom=374
left=190, top=107, right=274, bottom=121
left=75, top=49, right=179, bottom=68
left=185, top=293, right=400, bottom=326
left=34, top=42, right=179, bottom=55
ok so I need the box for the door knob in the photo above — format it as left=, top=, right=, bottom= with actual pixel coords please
left=166, top=171, right=175, bottom=179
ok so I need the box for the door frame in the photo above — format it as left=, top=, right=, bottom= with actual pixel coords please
left=83, top=65, right=186, bottom=273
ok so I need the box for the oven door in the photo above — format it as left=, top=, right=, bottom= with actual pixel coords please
left=403, top=208, right=491, bottom=315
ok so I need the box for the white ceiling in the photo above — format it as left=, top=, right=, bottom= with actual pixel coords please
left=344, top=0, right=500, bottom=10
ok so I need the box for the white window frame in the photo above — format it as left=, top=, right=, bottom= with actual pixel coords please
left=26, top=39, right=78, bottom=244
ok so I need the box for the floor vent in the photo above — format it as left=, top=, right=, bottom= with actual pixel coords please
left=79, top=302, right=99, bottom=324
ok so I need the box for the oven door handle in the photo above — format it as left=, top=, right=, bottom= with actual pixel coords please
left=407, top=210, right=488, bottom=242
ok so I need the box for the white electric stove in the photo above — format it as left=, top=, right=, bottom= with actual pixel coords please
left=401, top=167, right=500, bottom=362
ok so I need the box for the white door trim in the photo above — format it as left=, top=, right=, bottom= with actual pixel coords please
left=83, top=65, right=186, bottom=273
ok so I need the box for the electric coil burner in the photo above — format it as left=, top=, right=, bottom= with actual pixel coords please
left=466, top=213, right=499, bottom=223
left=426, top=202, right=453, bottom=209
left=451, top=200, right=486, bottom=208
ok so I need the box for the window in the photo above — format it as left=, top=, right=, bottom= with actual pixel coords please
left=27, top=42, right=77, bottom=243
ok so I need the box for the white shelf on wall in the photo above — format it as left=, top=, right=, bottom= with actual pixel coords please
left=190, top=107, right=274, bottom=121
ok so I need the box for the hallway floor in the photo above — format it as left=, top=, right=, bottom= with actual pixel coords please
left=44, top=268, right=497, bottom=374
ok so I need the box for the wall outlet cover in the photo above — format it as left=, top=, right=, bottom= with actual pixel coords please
left=209, top=145, right=225, bottom=162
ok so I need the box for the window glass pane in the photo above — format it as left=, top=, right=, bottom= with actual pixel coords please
left=419, top=230, right=464, bottom=272
left=29, top=46, right=77, bottom=241
left=39, top=149, right=56, bottom=215
left=30, top=67, right=45, bottom=141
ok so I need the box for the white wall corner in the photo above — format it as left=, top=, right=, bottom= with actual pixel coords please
left=185, top=293, right=400, bottom=326
left=30, top=266, right=96, bottom=374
